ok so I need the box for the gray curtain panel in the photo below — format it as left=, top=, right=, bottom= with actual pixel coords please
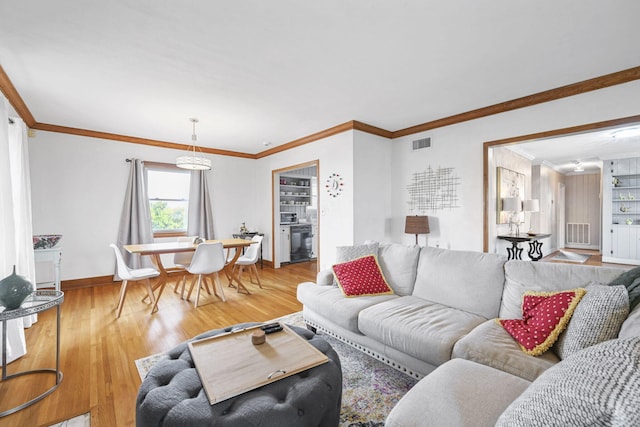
left=187, top=170, right=215, bottom=240
left=115, top=158, right=154, bottom=275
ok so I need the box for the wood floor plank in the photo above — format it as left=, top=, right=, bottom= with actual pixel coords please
left=0, top=262, right=314, bottom=427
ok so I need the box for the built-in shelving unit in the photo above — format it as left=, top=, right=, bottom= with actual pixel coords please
left=603, top=157, right=640, bottom=265
left=279, top=175, right=312, bottom=218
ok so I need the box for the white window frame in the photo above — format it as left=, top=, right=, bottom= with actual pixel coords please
left=145, top=162, right=191, bottom=237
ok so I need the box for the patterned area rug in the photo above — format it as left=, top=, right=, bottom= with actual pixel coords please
left=135, top=312, right=417, bottom=426
left=49, top=412, right=90, bottom=427
left=550, top=250, right=591, bottom=263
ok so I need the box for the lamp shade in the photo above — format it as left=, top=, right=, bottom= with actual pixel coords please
left=502, top=197, right=521, bottom=212
left=523, top=199, right=540, bottom=212
left=405, top=216, right=430, bottom=235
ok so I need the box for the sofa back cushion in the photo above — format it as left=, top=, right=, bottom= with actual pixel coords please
left=412, top=247, right=507, bottom=319
left=619, top=303, right=640, bottom=339
left=496, top=337, right=640, bottom=427
left=501, top=261, right=624, bottom=319
left=377, top=243, right=421, bottom=296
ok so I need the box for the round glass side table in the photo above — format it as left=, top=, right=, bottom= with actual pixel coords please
left=0, top=290, right=64, bottom=417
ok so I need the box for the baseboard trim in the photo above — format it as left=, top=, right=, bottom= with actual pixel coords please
left=61, top=275, right=115, bottom=290
left=60, top=263, right=275, bottom=290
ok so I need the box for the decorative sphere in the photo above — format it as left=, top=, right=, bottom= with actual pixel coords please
left=0, top=266, right=35, bottom=310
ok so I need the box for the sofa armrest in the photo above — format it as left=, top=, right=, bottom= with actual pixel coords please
left=316, top=269, right=334, bottom=286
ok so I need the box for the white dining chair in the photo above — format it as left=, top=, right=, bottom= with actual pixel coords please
left=110, top=244, right=160, bottom=318
left=185, top=242, right=227, bottom=308
left=232, top=235, right=264, bottom=289
left=169, top=236, right=211, bottom=299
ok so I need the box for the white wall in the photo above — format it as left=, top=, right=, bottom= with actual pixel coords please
left=353, top=132, right=393, bottom=244
left=29, top=131, right=256, bottom=280
left=254, top=131, right=355, bottom=270
left=28, top=79, right=640, bottom=281
left=390, top=80, right=640, bottom=253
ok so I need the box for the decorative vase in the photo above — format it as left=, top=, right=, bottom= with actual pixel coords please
left=0, top=265, right=35, bottom=310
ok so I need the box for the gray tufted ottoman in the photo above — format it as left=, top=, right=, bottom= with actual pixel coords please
left=136, top=323, right=342, bottom=426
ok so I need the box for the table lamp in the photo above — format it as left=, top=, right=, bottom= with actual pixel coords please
left=502, top=197, right=522, bottom=235
left=405, top=215, right=430, bottom=245
left=523, top=199, right=540, bottom=234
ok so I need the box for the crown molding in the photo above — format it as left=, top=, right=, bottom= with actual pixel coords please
left=0, top=65, right=36, bottom=127
left=2, top=64, right=639, bottom=158
left=393, top=66, right=640, bottom=138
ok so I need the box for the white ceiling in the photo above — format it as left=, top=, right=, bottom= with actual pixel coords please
left=507, top=126, right=640, bottom=175
left=1, top=1, right=639, bottom=154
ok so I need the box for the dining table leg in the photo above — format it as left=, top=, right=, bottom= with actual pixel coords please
left=146, top=254, right=168, bottom=314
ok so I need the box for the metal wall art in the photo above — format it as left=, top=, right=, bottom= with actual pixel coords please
left=407, top=166, right=460, bottom=212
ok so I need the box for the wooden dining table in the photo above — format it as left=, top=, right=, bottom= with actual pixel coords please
left=124, top=238, right=256, bottom=314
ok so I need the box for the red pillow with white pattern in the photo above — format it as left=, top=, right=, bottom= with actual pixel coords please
left=497, top=288, right=586, bottom=356
left=332, top=255, right=394, bottom=297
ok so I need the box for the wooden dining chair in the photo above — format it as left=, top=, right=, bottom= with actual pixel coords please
left=185, top=242, right=227, bottom=307
left=110, top=244, right=160, bottom=318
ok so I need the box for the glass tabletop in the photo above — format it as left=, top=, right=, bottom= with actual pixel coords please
left=0, top=290, right=64, bottom=321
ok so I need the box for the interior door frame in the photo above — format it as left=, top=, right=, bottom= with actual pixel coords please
left=272, top=160, right=320, bottom=270
left=483, top=114, right=640, bottom=252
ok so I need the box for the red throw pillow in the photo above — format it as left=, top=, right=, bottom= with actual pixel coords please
left=332, top=255, right=394, bottom=297
left=497, top=288, right=586, bottom=356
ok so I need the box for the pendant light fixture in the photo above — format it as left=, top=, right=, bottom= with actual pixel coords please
left=176, top=118, right=212, bottom=170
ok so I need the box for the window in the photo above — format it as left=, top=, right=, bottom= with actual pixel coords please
left=145, top=163, right=191, bottom=235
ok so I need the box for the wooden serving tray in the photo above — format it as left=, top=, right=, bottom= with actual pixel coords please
left=188, top=324, right=329, bottom=404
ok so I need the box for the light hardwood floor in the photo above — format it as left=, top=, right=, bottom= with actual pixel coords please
left=0, top=262, right=316, bottom=427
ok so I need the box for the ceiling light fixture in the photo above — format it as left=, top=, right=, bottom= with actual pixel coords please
left=573, top=160, right=584, bottom=172
left=176, top=118, right=212, bottom=170
left=611, top=127, right=640, bottom=139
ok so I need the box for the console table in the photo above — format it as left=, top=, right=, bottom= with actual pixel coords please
left=34, top=248, right=62, bottom=291
left=497, top=234, right=551, bottom=261
left=0, top=290, right=64, bottom=417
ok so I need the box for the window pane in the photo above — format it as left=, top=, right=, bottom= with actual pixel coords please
left=147, top=170, right=190, bottom=200
left=146, top=167, right=191, bottom=232
left=150, top=200, right=189, bottom=232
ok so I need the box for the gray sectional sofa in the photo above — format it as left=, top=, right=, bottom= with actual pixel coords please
left=296, top=242, right=640, bottom=426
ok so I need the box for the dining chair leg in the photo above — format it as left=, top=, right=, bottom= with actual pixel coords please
left=250, top=264, right=263, bottom=288
left=186, top=275, right=196, bottom=302
left=144, top=278, right=157, bottom=305
left=227, top=265, right=236, bottom=287
left=193, top=275, right=203, bottom=308
left=116, top=280, right=129, bottom=319
left=203, top=276, right=213, bottom=295
left=212, top=272, right=226, bottom=302
left=181, top=275, right=194, bottom=300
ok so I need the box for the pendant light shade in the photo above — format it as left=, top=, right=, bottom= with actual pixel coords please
left=176, top=118, right=212, bottom=170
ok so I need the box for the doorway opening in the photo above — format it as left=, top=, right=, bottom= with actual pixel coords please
left=483, top=115, right=640, bottom=264
left=272, top=160, right=320, bottom=270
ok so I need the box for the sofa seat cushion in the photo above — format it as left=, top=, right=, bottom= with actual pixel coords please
left=386, top=359, right=531, bottom=427
left=496, top=337, right=640, bottom=427
left=358, top=296, right=486, bottom=366
left=297, top=282, right=398, bottom=333
left=413, top=247, right=506, bottom=319
left=452, top=319, right=560, bottom=382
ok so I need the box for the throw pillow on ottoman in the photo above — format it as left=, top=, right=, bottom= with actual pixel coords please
left=136, top=323, right=342, bottom=427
